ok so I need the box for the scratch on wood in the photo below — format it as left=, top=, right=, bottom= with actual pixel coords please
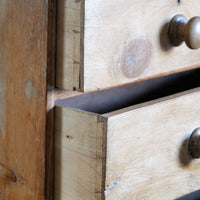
left=104, top=178, right=120, bottom=196
left=0, top=46, right=6, bottom=138
left=0, top=0, right=7, bottom=138
left=0, top=87, right=4, bottom=137
left=72, top=30, right=80, bottom=34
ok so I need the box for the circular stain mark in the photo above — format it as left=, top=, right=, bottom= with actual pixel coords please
left=121, top=38, right=152, bottom=78
left=25, top=81, right=35, bottom=100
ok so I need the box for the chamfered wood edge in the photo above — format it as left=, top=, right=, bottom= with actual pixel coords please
left=80, top=0, right=85, bottom=91
left=100, top=115, right=108, bottom=200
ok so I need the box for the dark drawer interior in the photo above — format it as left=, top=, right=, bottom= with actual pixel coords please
left=56, top=68, right=200, bottom=114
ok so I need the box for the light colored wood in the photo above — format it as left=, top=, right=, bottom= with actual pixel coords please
left=54, top=107, right=106, bottom=200
left=55, top=88, right=200, bottom=199
left=57, top=0, right=200, bottom=92
left=56, top=0, right=81, bottom=91
left=47, top=89, right=83, bottom=111
left=104, top=88, right=200, bottom=200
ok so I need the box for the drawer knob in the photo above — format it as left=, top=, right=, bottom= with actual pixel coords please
left=188, top=128, right=200, bottom=158
left=168, top=14, right=200, bottom=49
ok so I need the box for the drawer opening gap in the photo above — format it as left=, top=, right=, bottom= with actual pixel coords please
left=56, top=68, right=200, bottom=114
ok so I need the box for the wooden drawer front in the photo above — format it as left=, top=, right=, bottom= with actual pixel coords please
left=57, top=0, right=200, bottom=92
left=55, top=88, right=200, bottom=200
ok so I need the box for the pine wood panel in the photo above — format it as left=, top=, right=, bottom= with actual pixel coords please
left=57, top=0, right=200, bottom=92
left=56, top=0, right=81, bottom=91
left=0, top=1, right=55, bottom=199
left=54, top=107, right=106, bottom=200
left=55, top=88, right=200, bottom=199
left=104, top=88, right=200, bottom=200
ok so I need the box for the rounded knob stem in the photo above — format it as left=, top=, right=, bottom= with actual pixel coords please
left=188, top=128, right=200, bottom=158
left=168, top=14, right=200, bottom=49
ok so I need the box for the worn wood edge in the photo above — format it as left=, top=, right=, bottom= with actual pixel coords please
left=54, top=103, right=96, bottom=118
left=100, top=116, right=107, bottom=200
left=103, top=87, right=200, bottom=118
left=82, top=64, right=200, bottom=92
left=80, top=0, right=85, bottom=91
left=94, top=115, right=107, bottom=199
left=47, top=89, right=83, bottom=112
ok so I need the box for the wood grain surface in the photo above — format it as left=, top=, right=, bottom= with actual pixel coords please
left=55, top=88, right=200, bottom=199
left=104, top=88, right=200, bottom=200
left=0, top=0, right=55, bottom=199
left=54, top=107, right=106, bottom=200
left=57, top=0, right=200, bottom=92
left=56, top=0, right=81, bottom=91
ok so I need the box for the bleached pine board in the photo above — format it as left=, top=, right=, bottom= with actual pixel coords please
left=57, top=0, right=200, bottom=92
left=54, top=107, right=106, bottom=200
left=103, top=88, right=200, bottom=199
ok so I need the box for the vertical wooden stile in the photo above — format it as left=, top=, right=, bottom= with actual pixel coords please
left=0, top=0, right=55, bottom=199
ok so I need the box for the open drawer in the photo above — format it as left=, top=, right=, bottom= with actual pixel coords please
left=54, top=69, right=200, bottom=200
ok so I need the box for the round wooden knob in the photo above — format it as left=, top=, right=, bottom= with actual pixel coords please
left=188, top=128, right=200, bottom=158
left=168, top=14, right=200, bottom=49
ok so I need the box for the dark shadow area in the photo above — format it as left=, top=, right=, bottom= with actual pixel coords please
left=178, top=137, right=192, bottom=166
left=56, top=68, right=200, bottom=114
left=178, top=0, right=182, bottom=5
left=159, top=20, right=173, bottom=51
left=56, top=0, right=65, bottom=92
left=175, top=190, right=200, bottom=200
left=55, top=1, right=65, bottom=199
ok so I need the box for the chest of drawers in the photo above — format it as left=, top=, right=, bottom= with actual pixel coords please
left=1, top=0, right=200, bottom=199
left=54, top=69, right=200, bottom=199
left=54, top=1, right=200, bottom=199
